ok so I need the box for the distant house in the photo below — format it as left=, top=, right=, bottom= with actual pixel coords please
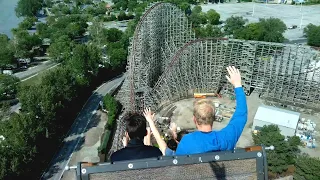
left=252, top=105, right=300, bottom=137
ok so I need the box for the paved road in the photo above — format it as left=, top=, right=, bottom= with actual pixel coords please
left=103, top=20, right=128, bottom=32
left=41, top=75, right=125, bottom=180
left=14, top=60, right=58, bottom=80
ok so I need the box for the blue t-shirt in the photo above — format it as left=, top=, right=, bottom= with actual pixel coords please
left=175, top=87, right=248, bottom=155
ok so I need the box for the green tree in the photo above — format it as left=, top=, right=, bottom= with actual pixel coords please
left=194, top=24, right=223, bottom=38
left=206, top=9, right=220, bottom=25
left=96, top=2, right=108, bottom=15
left=192, top=5, right=202, bottom=14
left=108, top=48, right=127, bottom=69
left=44, top=0, right=53, bottom=8
left=61, top=5, right=71, bottom=15
left=304, top=24, right=320, bottom=47
left=48, top=15, right=88, bottom=40
left=259, top=18, right=287, bottom=43
left=36, top=23, right=50, bottom=39
left=128, top=0, right=138, bottom=11
left=253, top=125, right=300, bottom=176
left=236, top=23, right=264, bottom=41
left=113, top=0, right=128, bottom=10
left=106, top=28, right=123, bottom=42
left=106, top=28, right=124, bottom=43
left=0, top=74, right=20, bottom=101
left=189, top=12, right=207, bottom=28
left=118, top=11, right=128, bottom=21
left=84, top=0, right=93, bottom=4
left=88, top=20, right=108, bottom=45
left=11, top=29, right=42, bottom=58
left=75, top=0, right=85, bottom=6
left=67, top=44, right=101, bottom=85
left=224, top=16, right=247, bottom=36
left=294, top=154, right=320, bottom=180
left=18, top=85, right=46, bottom=119
left=205, top=24, right=223, bottom=37
left=178, top=2, right=191, bottom=12
left=47, top=35, right=74, bottom=62
left=236, top=18, right=286, bottom=43
left=0, top=113, right=40, bottom=178
left=18, top=17, right=37, bottom=30
left=65, top=23, right=86, bottom=38
left=15, top=0, right=43, bottom=17
left=18, top=67, right=78, bottom=131
left=0, top=34, right=15, bottom=69
left=0, top=102, right=10, bottom=120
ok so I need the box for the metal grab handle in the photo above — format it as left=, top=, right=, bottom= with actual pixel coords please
left=65, top=165, right=77, bottom=171
left=265, top=145, right=275, bottom=150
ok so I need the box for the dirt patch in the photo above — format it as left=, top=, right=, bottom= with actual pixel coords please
left=62, top=110, right=108, bottom=180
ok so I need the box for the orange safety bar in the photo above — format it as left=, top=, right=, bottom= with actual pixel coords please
left=194, top=93, right=221, bottom=98
left=194, top=95, right=206, bottom=98
left=245, top=146, right=262, bottom=152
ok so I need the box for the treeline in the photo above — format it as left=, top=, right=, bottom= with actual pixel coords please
left=304, top=24, right=320, bottom=47
left=253, top=125, right=320, bottom=179
left=0, top=0, right=141, bottom=179
left=0, top=44, right=122, bottom=179
left=187, top=5, right=288, bottom=43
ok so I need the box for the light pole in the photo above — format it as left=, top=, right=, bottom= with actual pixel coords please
left=252, top=0, right=255, bottom=16
left=300, top=12, right=304, bottom=29
left=300, top=0, right=304, bottom=29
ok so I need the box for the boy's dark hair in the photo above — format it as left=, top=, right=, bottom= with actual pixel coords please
left=125, top=113, right=147, bottom=140
left=177, top=130, right=189, bottom=142
left=167, top=130, right=189, bottom=151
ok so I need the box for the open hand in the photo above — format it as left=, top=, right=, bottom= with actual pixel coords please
left=226, top=66, right=242, bottom=88
left=143, top=107, right=155, bottom=123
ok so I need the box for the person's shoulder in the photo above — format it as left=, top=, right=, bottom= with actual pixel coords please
left=145, top=145, right=162, bottom=155
left=182, top=131, right=217, bottom=141
left=110, top=149, right=122, bottom=161
left=183, top=131, right=203, bottom=138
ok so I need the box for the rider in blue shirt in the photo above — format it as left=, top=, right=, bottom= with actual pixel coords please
left=175, top=66, right=248, bottom=155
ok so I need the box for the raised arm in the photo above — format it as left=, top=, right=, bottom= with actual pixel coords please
left=143, top=108, right=167, bottom=155
left=217, top=66, right=248, bottom=150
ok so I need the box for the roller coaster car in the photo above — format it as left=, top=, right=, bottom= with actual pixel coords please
left=71, top=145, right=272, bottom=180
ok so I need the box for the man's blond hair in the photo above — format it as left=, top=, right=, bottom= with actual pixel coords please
left=193, top=99, right=215, bottom=125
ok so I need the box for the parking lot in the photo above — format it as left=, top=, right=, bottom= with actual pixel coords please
left=201, top=3, right=320, bottom=42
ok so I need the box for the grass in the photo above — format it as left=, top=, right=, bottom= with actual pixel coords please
left=20, top=66, right=58, bottom=86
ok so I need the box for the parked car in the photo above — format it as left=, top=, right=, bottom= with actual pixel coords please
left=288, top=25, right=297, bottom=29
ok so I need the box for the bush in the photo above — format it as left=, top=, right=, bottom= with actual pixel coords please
left=294, top=154, right=320, bottom=180
left=103, top=94, right=119, bottom=129
left=304, top=24, right=320, bottom=47
left=252, top=125, right=301, bottom=176
left=98, top=130, right=111, bottom=154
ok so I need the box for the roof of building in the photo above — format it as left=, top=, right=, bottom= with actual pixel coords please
left=254, top=105, right=300, bottom=129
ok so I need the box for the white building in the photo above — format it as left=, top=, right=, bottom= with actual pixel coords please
left=252, top=105, right=300, bottom=137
